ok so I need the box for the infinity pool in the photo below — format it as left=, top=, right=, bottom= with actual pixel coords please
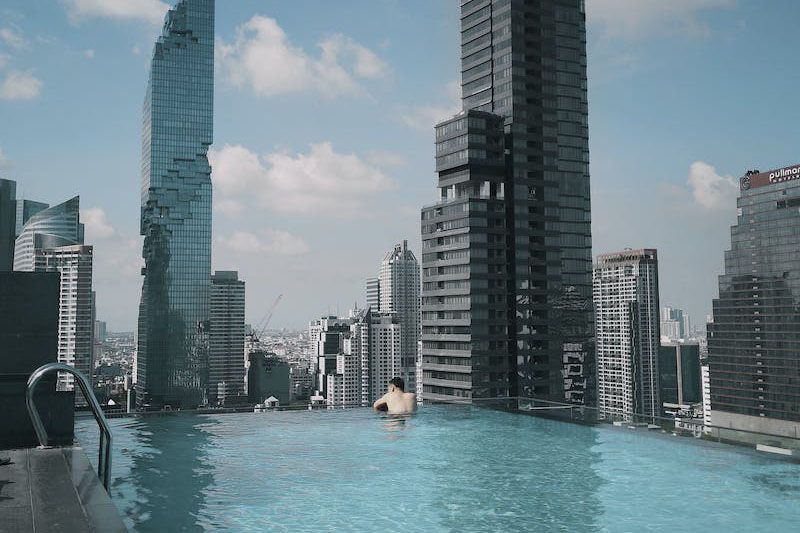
left=76, top=405, right=800, bottom=532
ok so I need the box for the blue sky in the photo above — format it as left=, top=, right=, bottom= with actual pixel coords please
left=1, top=0, right=799, bottom=331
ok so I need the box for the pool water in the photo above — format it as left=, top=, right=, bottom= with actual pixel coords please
left=76, top=405, right=800, bottom=532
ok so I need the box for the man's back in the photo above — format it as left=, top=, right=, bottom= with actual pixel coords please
left=384, top=391, right=416, bottom=414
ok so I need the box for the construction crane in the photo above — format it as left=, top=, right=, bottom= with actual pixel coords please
left=250, top=293, right=283, bottom=344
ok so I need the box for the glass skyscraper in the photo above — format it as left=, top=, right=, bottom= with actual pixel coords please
left=137, top=0, right=215, bottom=410
left=421, top=0, right=593, bottom=404
left=708, top=164, right=800, bottom=437
left=13, top=196, right=83, bottom=272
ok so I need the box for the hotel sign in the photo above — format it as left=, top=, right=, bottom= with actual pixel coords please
left=741, top=164, right=800, bottom=190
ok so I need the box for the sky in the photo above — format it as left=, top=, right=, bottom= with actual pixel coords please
left=1, top=0, right=800, bottom=332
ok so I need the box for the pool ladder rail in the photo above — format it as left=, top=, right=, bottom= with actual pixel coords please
left=25, top=362, right=113, bottom=491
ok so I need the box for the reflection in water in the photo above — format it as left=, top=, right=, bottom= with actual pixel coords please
left=118, top=415, right=215, bottom=532
left=381, top=413, right=411, bottom=439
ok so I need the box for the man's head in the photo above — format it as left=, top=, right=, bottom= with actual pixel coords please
left=388, top=377, right=405, bottom=392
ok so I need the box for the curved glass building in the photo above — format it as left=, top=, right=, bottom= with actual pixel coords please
left=13, top=196, right=83, bottom=272
left=136, top=0, right=215, bottom=410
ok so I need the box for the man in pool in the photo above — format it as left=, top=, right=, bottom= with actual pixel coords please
left=373, top=377, right=416, bottom=414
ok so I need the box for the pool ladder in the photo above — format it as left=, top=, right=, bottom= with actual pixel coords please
left=25, top=362, right=113, bottom=491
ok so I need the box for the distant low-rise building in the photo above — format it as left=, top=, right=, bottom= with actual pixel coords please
left=659, top=341, right=702, bottom=415
left=247, top=351, right=290, bottom=406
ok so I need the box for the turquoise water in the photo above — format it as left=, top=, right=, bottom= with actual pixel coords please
left=76, top=405, right=800, bottom=532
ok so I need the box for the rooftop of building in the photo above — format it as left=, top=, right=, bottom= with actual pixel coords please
left=595, top=248, right=658, bottom=265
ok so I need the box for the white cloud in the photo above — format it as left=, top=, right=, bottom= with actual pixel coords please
left=0, top=70, right=42, bottom=100
left=83, top=49, right=95, bottom=59
left=0, top=53, right=8, bottom=68
left=82, top=207, right=116, bottom=239
left=64, top=0, right=169, bottom=26
left=213, top=198, right=245, bottom=216
left=131, top=45, right=141, bottom=56
left=400, top=80, right=461, bottom=132
left=367, top=150, right=407, bottom=169
left=687, top=161, right=738, bottom=210
left=210, top=142, right=396, bottom=217
left=0, top=27, right=27, bottom=49
left=217, top=15, right=388, bottom=98
left=587, top=0, right=733, bottom=39
left=218, top=229, right=311, bottom=256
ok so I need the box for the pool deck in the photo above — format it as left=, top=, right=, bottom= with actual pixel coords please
left=0, top=447, right=126, bottom=532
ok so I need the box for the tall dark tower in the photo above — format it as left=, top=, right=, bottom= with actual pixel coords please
left=0, top=179, right=15, bottom=271
left=137, top=0, right=215, bottom=410
left=708, top=164, right=800, bottom=437
left=421, top=0, right=593, bottom=404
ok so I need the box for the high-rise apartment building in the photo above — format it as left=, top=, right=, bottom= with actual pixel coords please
left=38, top=245, right=95, bottom=393
left=368, top=312, right=402, bottom=402
left=346, top=311, right=371, bottom=405
left=421, top=0, right=593, bottom=404
left=137, top=0, right=215, bottom=410
left=209, top=271, right=245, bottom=405
left=326, top=353, right=360, bottom=408
left=660, top=306, right=691, bottom=341
left=701, top=364, right=712, bottom=428
left=366, top=277, right=380, bottom=312
left=375, top=241, right=419, bottom=393
left=593, top=249, right=661, bottom=420
left=309, top=316, right=351, bottom=399
left=707, top=164, right=800, bottom=437
left=310, top=309, right=403, bottom=407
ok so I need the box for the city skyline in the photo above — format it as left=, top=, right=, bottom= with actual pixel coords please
left=4, top=1, right=800, bottom=331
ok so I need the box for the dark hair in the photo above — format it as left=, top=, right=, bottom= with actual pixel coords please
left=389, top=377, right=405, bottom=391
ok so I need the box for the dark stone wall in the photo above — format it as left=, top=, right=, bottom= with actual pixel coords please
left=0, top=271, right=74, bottom=448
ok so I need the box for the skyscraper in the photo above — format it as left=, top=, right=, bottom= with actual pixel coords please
left=14, top=196, right=93, bottom=395
left=0, top=178, right=15, bottom=271
left=137, top=0, right=215, bottom=410
left=209, top=271, right=245, bottom=405
left=13, top=196, right=83, bottom=272
left=708, top=164, right=800, bottom=437
left=593, top=249, right=661, bottom=420
left=38, top=244, right=95, bottom=393
left=15, top=199, right=49, bottom=238
left=420, top=0, right=593, bottom=403
left=377, top=240, right=419, bottom=393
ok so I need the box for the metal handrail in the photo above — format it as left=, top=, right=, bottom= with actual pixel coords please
left=25, top=362, right=113, bottom=491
